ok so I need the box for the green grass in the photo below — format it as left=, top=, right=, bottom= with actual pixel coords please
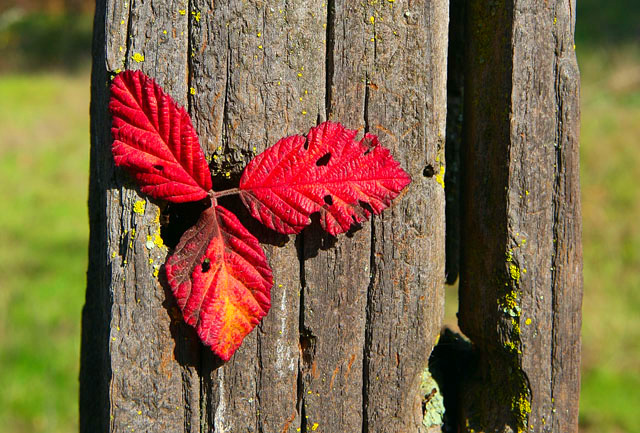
left=578, top=43, right=640, bottom=433
left=0, top=72, right=89, bottom=433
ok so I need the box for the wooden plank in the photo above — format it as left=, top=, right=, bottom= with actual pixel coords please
left=360, top=2, right=448, bottom=431
left=84, top=1, right=448, bottom=431
left=459, top=0, right=582, bottom=431
left=301, top=1, right=448, bottom=432
left=83, top=0, right=197, bottom=431
left=187, top=2, right=325, bottom=431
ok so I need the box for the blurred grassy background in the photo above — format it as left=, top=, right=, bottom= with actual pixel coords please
left=0, top=0, right=638, bottom=432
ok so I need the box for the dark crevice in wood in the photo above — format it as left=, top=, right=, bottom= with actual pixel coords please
left=80, top=0, right=112, bottom=430
left=181, top=369, right=194, bottom=432
left=186, top=0, right=194, bottom=114
left=444, top=0, right=465, bottom=285
left=324, top=0, right=335, bottom=119
left=550, top=18, right=563, bottom=422
left=423, top=164, right=435, bottom=178
left=122, top=0, right=133, bottom=69
left=428, top=329, right=475, bottom=433
left=221, top=27, right=232, bottom=152
left=296, top=233, right=306, bottom=426
left=256, top=330, right=265, bottom=433
left=363, top=73, right=370, bottom=134
left=159, top=199, right=211, bottom=249
left=361, top=217, right=375, bottom=433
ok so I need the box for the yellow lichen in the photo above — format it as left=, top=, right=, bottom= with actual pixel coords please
left=512, top=393, right=532, bottom=430
left=525, top=318, right=532, bottom=325
left=504, top=340, right=520, bottom=354
left=190, top=87, right=196, bottom=95
left=178, top=9, right=186, bottom=15
left=153, top=232, right=164, bottom=249
left=435, top=165, right=445, bottom=189
left=133, top=200, right=146, bottom=215
left=132, top=52, right=145, bottom=63
left=509, top=264, right=521, bottom=284
left=311, top=422, right=319, bottom=431
left=502, top=291, right=518, bottom=310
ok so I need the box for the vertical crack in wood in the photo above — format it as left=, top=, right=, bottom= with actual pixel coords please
left=221, top=27, right=232, bottom=151
left=186, top=0, right=194, bottom=114
left=324, top=0, right=335, bottom=120
left=363, top=73, right=370, bottom=135
left=361, top=217, right=375, bottom=433
left=122, top=0, right=133, bottom=68
left=550, top=24, right=561, bottom=429
left=296, top=234, right=307, bottom=432
left=360, top=73, right=373, bottom=433
left=256, top=329, right=264, bottom=433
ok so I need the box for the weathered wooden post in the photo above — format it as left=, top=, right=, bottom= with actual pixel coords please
left=83, top=0, right=582, bottom=431
left=82, top=1, right=448, bottom=432
left=454, top=0, right=583, bottom=432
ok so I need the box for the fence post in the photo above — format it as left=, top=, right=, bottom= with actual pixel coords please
left=458, top=0, right=582, bottom=432
left=82, top=1, right=448, bottom=432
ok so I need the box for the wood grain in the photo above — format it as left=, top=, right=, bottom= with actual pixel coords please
left=458, top=0, right=582, bottom=431
left=84, top=1, right=446, bottom=432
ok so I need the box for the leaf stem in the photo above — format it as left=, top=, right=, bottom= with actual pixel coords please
left=212, top=188, right=241, bottom=199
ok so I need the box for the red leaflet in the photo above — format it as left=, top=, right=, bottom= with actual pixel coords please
left=109, top=70, right=212, bottom=203
left=165, top=204, right=272, bottom=361
left=238, top=121, right=412, bottom=235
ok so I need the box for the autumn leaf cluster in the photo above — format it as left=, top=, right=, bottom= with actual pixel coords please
left=109, top=70, right=411, bottom=360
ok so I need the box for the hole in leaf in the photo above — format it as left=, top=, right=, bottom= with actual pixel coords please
left=323, top=195, right=334, bottom=206
left=153, top=164, right=164, bottom=172
left=423, top=164, right=435, bottom=177
left=316, top=152, right=331, bottom=166
left=201, top=258, right=211, bottom=272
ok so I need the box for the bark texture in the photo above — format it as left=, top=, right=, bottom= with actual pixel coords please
left=458, top=0, right=582, bottom=432
left=82, top=1, right=447, bottom=432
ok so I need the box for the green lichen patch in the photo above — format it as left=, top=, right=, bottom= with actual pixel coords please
left=419, top=369, right=445, bottom=429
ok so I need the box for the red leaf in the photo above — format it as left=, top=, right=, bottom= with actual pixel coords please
left=238, top=121, right=411, bottom=235
left=165, top=204, right=273, bottom=361
left=109, top=70, right=212, bottom=203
